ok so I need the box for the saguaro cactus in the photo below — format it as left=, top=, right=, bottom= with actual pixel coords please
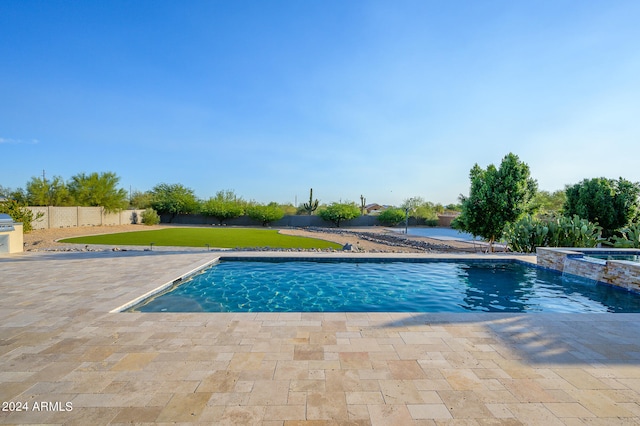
left=303, top=188, right=319, bottom=216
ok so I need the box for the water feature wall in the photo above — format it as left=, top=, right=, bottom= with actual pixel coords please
left=561, top=256, right=604, bottom=284
left=537, top=247, right=640, bottom=292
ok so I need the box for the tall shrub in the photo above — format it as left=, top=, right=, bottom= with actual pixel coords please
left=564, top=177, right=640, bottom=238
left=150, top=183, right=199, bottom=222
left=456, top=153, right=537, bottom=250
left=318, top=202, right=360, bottom=227
left=246, top=202, right=285, bottom=226
left=200, top=190, right=245, bottom=225
left=141, top=208, right=160, bottom=226
left=377, top=208, right=406, bottom=226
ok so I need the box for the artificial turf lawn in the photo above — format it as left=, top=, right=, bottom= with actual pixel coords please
left=59, top=227, right=343, bottom=249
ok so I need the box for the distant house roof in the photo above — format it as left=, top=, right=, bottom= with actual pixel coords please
left=365, top=203, right=391, bottom=214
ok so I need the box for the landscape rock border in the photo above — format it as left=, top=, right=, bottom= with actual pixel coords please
left=21, top=224, right=478, bottom=254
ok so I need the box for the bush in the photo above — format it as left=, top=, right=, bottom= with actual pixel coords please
left=377, top=208, right=406, bottom=226
left=0, top=200, right=43, bottom=233
left=424, top=219, right=439, bottom=227
left=200, top=190, right=245, bottom=225
left=150, top=183, right=199, bottom=222
left=318, top=202, right=360, bottom=227
left=246, top=202, right=285, bottom=226
left=141, top=208, right=160, bottom=225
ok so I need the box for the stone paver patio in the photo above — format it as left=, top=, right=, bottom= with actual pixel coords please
left=1, top=250, right=640, bottom=425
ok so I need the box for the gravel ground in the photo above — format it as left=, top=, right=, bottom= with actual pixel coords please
left=281, top=227, right=482, bottom=253
left=22, top=224, right=167, bottom=251
left=22, top=224, right=477, bottom=253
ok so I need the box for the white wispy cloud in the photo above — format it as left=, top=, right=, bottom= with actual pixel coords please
left=0, top=137, right=39, bottom=145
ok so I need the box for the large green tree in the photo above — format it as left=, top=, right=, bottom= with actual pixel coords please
left=318, top=202, right=360, bottom=227
left=564, top=177, right=640, bottom=238
left=129, top=190, right=154, bottom=209
left=200, top=190, right=245, bottom=225
left=150, top=183, right=199, bottom=221
left=531, top=189, right=566, bottom=218
left=400, top=197, right=423, bottom=223
left=67, top=172, right=128, bottom=212
left=455, top=153, right=537, bottom=250
left=401, top=196, right=444, bottom=223
left=26, top=175, right=73, bottom=206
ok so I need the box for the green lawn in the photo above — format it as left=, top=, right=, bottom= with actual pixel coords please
left=59, top=227, right=342, bottom=249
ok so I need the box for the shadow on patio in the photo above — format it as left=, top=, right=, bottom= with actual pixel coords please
left=380, top=312, right=640, bottom=366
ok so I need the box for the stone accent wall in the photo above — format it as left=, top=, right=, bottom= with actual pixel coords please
left=562, top=257, right=606, bottom=282
left=537, top=247, right=640, bottom=292
left=603, top=262, right=640, bottom=292
left=536, top=247, right=577, bottom=270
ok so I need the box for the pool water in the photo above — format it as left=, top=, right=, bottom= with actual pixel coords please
left=586, top=254, right=640, bottom=263
left=130, top=260, right=640, bottom=313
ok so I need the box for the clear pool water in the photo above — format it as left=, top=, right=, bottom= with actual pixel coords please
left=586, top=254, right=640, bottom=263
left=130, top=260, right=640, bottom=313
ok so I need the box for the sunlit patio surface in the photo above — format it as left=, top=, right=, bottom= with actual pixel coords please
left=1, top=250, right=640, bottom=425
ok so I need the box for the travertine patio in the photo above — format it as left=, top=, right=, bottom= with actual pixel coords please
left=1, top=250, right=640, bottom=425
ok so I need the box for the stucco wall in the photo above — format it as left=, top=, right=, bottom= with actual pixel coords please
left=0, top=223, right=23, bottom=254
left=27, top=207, right=145, bottom=230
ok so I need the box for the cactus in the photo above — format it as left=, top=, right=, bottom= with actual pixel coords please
left=607, top=223, right=640, bottom=248
left=303, top=188, right=319, bottom=216
left=504, top=214, right=603, bottom=253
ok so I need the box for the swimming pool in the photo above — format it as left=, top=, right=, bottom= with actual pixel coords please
left=128, top=259, right=640, bottom=313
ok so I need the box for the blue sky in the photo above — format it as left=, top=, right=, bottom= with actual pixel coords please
left=1, top=1, right=639, bottom=206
